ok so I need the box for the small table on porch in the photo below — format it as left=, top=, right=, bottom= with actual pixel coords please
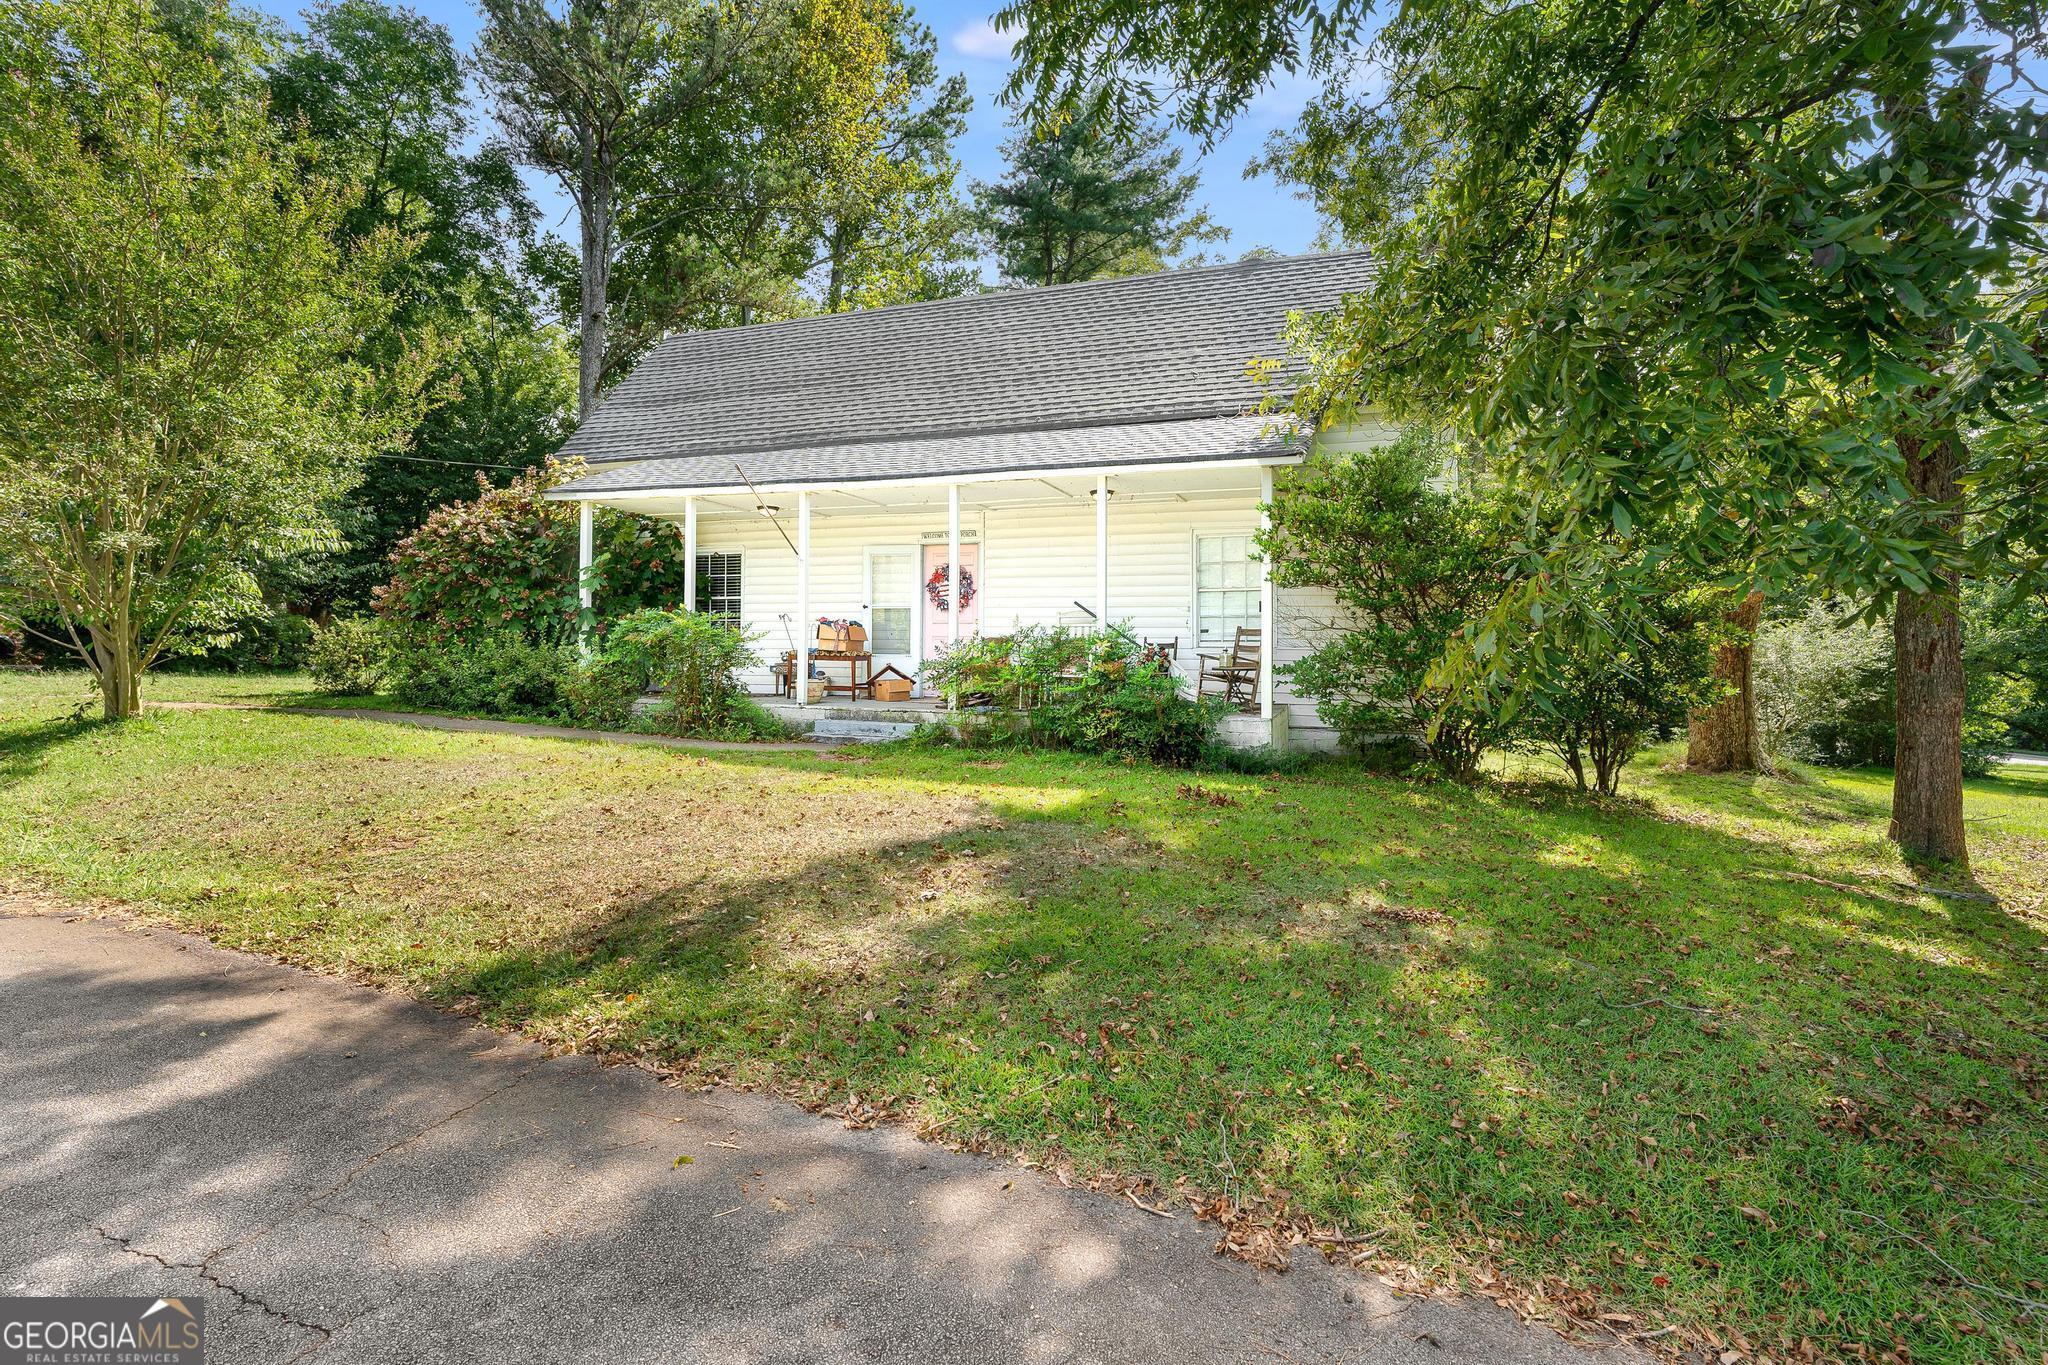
left=810, top=650, right=874, bottom=700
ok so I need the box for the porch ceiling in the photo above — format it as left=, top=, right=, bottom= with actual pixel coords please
left=577, top=462, right=1271, bottom=521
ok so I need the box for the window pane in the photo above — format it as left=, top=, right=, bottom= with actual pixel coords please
left=870, top=552, right=915, bottom=606
left=694, top=552, right=742, bottom=626
left=872, top=606, right=911, bottom=654
left=1194, top=535, right=1261, bottom=640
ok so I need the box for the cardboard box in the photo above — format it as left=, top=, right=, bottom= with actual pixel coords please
left=873, top=676, right=913, bottom=702
left=816, top=622, right=868, bottom=652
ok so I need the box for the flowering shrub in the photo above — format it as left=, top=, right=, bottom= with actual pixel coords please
left=373, top=460, right=693, bottom=649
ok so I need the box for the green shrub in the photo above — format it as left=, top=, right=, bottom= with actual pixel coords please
left=922, top=626, right=1221, bottom=765
left=162, top=609, right=315, bottom=672
left=385, top=630, right=577, bottom=721
left=569, top=608, right=784, bottom=739
left=715, top=695, right=800, bottom=743
left=307, top=617, right=386, bottom=695
left=1755, top=601, right=2004, bottom=776
left=1037, top=655, right=1222, bottom=766
left=892, top=721, right=962, bottom=750
left=921, top=630, right=1097, bottom=712
left=1511, top=589, right=1720, bottom=795
left=1260, top=431, right=1514, bottom=779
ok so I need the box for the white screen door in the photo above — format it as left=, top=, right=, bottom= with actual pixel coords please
left=863, top=546, right=920, bottom=677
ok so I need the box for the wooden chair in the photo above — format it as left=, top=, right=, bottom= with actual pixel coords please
left=1197, top=628, right=1260, bottom=711
left=769, top=650, right=798, bottom=700
left=1141, top=637, right=1180, bottom=664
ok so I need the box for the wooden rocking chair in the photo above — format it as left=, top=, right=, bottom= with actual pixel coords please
left=1197, top=627, right=1261, bottom=712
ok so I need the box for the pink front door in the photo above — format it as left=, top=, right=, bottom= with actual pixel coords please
left=922, top=543, right=981, bottom=659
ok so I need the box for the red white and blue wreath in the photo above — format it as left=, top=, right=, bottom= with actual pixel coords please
left=924, top=564, right=976, bottom=611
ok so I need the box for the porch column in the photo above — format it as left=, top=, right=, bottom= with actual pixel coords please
left=682, top=495, right=697, bottom=613
left=796, top=491, right=811, bottom=694
left=1095, top=474, right=1109, bottom=629
left=1258, top=466, right=1275, bottom=721
left=947, top=483, right=961, bottom=647
left=576, top=500, right=595, bottom=657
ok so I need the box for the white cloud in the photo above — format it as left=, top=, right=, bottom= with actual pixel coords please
left=951, top=17, right=1016, bottom=60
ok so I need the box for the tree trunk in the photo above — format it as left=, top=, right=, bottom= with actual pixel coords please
left=576, top=133, right=611, bottom=423
left=1889, top=431, right=1968, bottom=867
left=91, top=625, right=139, bottom=720
left=1687, top=590, right=1765, bottom=771
left=825, top=224, right=846, bottom=313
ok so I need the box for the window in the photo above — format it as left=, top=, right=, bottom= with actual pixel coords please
left=866, top=548, right=917, bottom=655
left=1194, top=534, right=1261, bottom=643
left=694, top=552, right=742, bottom=625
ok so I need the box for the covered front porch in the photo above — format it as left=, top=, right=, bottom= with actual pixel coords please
left=558, top=458, right=1298, bottom=747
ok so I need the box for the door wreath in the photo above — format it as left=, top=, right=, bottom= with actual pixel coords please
left=925, top=564, right=976, bottom=611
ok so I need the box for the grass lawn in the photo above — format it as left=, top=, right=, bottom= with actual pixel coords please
left=2, top=670, right=2043, bottom=1361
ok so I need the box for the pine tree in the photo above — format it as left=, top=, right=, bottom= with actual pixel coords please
left=975, top=103, right=1222, bottom=286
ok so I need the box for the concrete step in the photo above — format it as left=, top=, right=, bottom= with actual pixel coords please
left=809, top=718, right=919, bottom=744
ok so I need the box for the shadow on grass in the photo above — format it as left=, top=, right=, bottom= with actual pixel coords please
left=9, top=700, right=2041, bottom=1358
left=388, top=752, right=2045, bottom=1359
left=0, top=714, right=110, bottom=790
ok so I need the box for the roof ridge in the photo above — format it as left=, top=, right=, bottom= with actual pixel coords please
left=632, top=248, right=1377, bottom=358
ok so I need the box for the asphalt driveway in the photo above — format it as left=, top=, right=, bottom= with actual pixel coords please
left=0, top=911, right=1645, bottom=1365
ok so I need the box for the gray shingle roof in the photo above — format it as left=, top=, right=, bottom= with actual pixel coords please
left=557, top=414, right=1302, bottom=494
left=553, top=249, right=1374, bottom=494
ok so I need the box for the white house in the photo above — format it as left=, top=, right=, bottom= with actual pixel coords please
left=545, top=250, right=1391, bottom=749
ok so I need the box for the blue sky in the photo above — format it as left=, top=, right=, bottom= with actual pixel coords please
left=247, top=0, right=1328, bottom=270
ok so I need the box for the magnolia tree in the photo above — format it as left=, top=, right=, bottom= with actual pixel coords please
left=0, top=0, right=427, bottom=719
left=1005, top=0, right=2048, bottom=867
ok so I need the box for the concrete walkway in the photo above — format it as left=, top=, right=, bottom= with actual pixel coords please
left=0, top=913, right=1646, bottom=1365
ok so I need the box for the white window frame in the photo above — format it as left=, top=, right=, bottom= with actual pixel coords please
left=694, top=549, right=743, bottom=626
left=1189, top=531, right=1263, bottom=647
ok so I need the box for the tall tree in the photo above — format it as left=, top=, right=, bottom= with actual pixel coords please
left=480, top=0, right=908, bottom=414
left=974, top=101, right=1223, bottom=286
left=270, top=0, right=530, bottom=296
left=577, top=0, right=914, bottom=367
left=1007, top=0, right=2048, bottom=867
left=0, top=0, right=426, bottom=718
left=270, top=0, right=573, bottom=614
left=478, top=0, right=763, bottom=418
left=811, top=9, right=977, bottom=311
